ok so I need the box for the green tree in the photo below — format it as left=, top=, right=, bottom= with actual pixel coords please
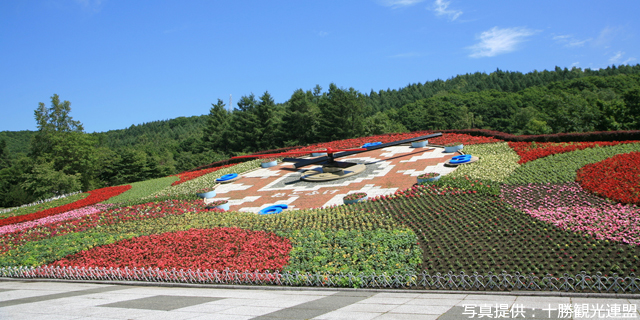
left=317, top=84, right=369, bottom=142
left=21, top=161, right=82, bottom=200
left=202, top=99, right=229, bottom=152
left=623, top=87, right=640, bottom=128
left=29, top=94, right=98, bottom=191
left=31, top=94, right=84, bottom=158
left=226, top=94, right=261, bottom=152
left=0, top=139, right=10, bottom=170
left=0, top=157, right=34, bottom=207
left=363, top=112, right=408, bottom=136
left=255, top=91, right=284, bottom=150
left=282, top=89, right=319, bottom=146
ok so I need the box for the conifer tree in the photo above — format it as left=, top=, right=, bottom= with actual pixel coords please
left=202, top=99, right=229, bottom=152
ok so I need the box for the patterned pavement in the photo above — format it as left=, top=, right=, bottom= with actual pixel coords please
left=0, top=280, right=638, bottom=320
left=211, top=145, right=458, bottom=213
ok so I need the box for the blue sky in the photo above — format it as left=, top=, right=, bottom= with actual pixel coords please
left=1, top=0, right=638, bottom=133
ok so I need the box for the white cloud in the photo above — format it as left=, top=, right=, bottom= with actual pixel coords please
left=378, top=0, right=425, bottom=8
left=609, top=51, right=636, bottom=65
left=468, top=27, right=537, bottom=58
left=609, top=51, right=624, bottom=64
left=318, top=31, right=329, bottom=37
left=431, top=0, right=462, bottom=21
left=593, top=26, right=623, bottom=48
left=553, top=34, right=590, bottom=47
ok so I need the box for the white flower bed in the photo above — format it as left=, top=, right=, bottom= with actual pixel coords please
left=449, top=142, right=520, bottom=182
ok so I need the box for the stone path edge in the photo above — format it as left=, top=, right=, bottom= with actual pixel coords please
left=2, top=277, right=638, bottom=299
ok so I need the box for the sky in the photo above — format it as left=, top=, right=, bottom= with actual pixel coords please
left=1, top=0, right=638, bottom=133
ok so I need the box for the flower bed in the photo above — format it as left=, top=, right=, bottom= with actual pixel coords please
left=509, top=141, right=640, bottom=164
left=171, top=163, right=237, bottom=186
left=102, top=176, right=179, bottom=204
left=576, top=152, right=640, bottom=205
left=0, top=200, right=207, bottom=254
left=0, top=185, right=131, bottom=228
left=501, top=182, right=640, bottom=245
left=49, top=228, right=292, bottom=272
left=0, top=193, right=89, bottom=220
left=0, top=204, right=113, bottom=235
left=448, top=142, right=520, bottom=183
left=287, top=132, right=500, bottom=154
left=359, top=188, right=640, bottom=276
left=151, top=159, right=261, bottom=197
left=504, top=143, right=640, bottom=185
left=4, top=129, right=640, bottom=287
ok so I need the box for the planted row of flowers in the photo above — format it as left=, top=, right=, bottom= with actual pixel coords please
left=0, top=193, right=89, bottom=220
left=504, top=143, right=640, bottom=185
left=0, top=200, right=420, bottom=276
left=508, top=140, right=640, bottom=164
left=150, top=159, right=261, bottom=198
left=350, top=184, right=640, bottom=276
left=501, top=182, right=640, bottom=246
left=0, top=185, right=131, bottom=228
left=576, top=152, right=640, bottom=205
left=171, top=163, right=238, bottom=186
left=287, top=132, right=500, bottom=154
left=102, top=176, right=179, bottom=204
left=50, top=228, right=292, bottom=272
left=447, top=142, right=520, bottom=183
left=0, top=204, right=113, bottom=236
left=0, top=200, right=208, bottom=254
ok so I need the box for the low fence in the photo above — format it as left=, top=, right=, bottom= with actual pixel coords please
left=1, top=267, right=638, bottom=293
left=0, top=191, right=83, bottom=214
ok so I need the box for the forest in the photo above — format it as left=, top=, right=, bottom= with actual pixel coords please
left=2, top=64, right=640, bottom=208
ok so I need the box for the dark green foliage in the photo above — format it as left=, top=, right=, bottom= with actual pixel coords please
left=0, top=157, right=36, bottom=207
left=0, top=139, right=9, bottom=170
left=21, top=161, right=82, bottom=201
left=202, top=99, right=230, bottom=152
left=282, top=89, right=320, bottom=146
left=317, top=83, right=370, bottom=142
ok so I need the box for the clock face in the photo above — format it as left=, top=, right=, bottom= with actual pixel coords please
left=212, top=145, right=458, bottom=213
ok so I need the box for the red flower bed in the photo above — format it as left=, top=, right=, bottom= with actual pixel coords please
left=171, top=163, right=236, bottom=186
left=0, top=185, right=131, bottom=228
left=0, top=200, right=208, bottom=254
left=509, top=141, right=640, bottom=164
left=288, top=132, right=500, bottom=153
left=49, top=228, right=292, bottom=272
left=576, top=152, right=640, bottom=205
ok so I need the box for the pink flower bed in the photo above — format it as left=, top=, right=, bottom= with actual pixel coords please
left=501, top=182, right=640, bottom=245
left=524, top=204, right=640, bottom=245
left=0, top=204, right=114, bottom=235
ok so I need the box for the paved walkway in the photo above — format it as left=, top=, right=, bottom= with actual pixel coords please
left=0, top=280, right=638, bottom=320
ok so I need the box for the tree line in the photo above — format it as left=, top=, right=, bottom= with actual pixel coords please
left=1, top=64, right=640, bottom=208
